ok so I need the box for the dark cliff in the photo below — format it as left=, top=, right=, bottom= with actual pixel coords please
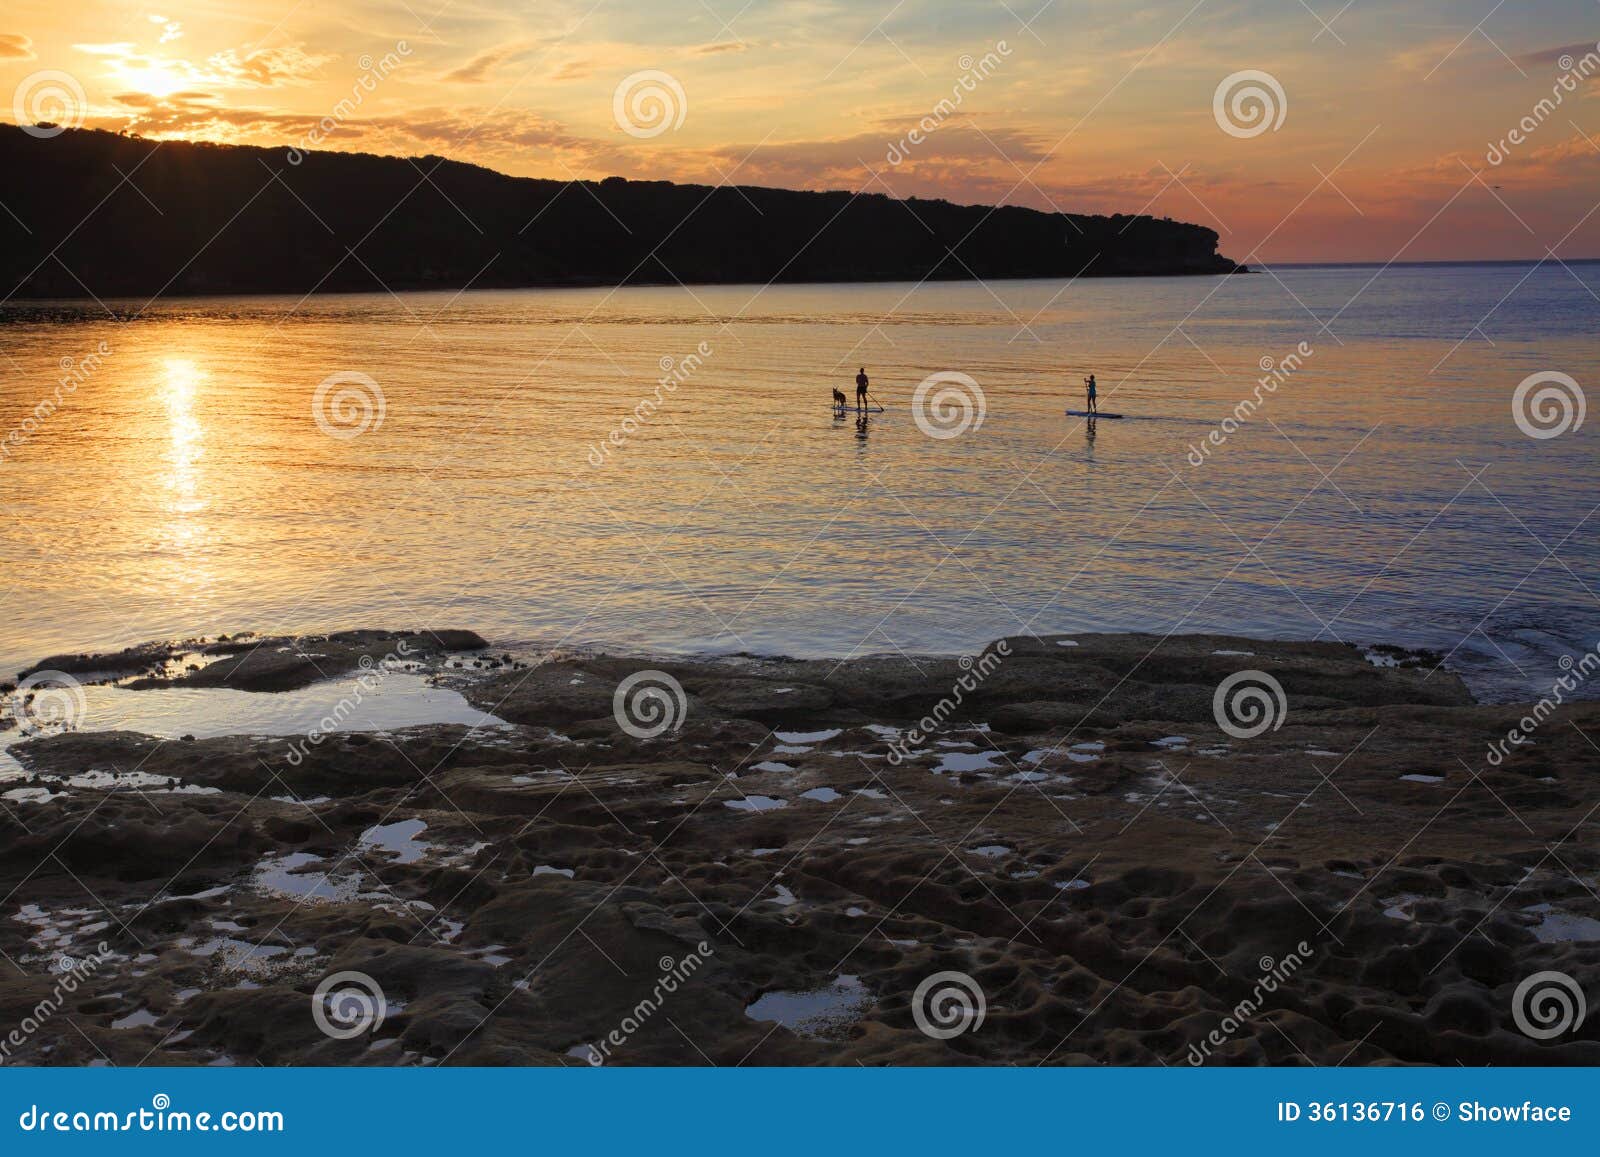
left=0, top=126, right=1244, bottom=299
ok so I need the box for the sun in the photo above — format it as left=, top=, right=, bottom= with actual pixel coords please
left=109, top=56, right=191, bottom=99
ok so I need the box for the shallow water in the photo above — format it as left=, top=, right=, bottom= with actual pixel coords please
left=66, top=672, right=503, bottom=739
left=725, top=795, right=787, bottom=812
left=0, top=671, right=509, bottom=776
left=359, top=819, right=431, bottom=864
left=2, top=267, right=1596, bottom=701
left=251, top=852, right=359, bottom=902
left=744, top=974, right=873, bottom=1037
left=1524, top=903, right=1600, bottom=943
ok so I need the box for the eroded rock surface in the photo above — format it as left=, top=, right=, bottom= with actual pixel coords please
left=1, top=631, right=1595, bottom=1067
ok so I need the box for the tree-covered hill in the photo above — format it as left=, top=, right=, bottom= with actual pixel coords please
left=0, top=125, right=1243, bottom=299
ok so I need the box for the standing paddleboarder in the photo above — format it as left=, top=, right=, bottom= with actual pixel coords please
left=1084, top=373, right=1098, bottom=414
left=856, top=367, right=870, bottom=412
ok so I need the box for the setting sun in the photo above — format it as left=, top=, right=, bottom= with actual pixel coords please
left=109, top=56, right=190, bottom=99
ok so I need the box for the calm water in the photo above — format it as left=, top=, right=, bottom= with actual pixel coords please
left=1, top=264, right=1595, bottom=702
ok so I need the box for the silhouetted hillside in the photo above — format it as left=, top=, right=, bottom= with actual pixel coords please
left=0, top=126, right=1242, bottom=299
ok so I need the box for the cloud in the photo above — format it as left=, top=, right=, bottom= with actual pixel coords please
left=553, top=59, right=592, bottom=80
left=578, top=124, right=1054, bottom=200
left=1475, top=133, right=1600, bottom=188
left=0, top=32, right=34, bottom=59
left=148, top=14, right=183, bottom=43
left=372, top=106, right=586, bottom=154
left=95, top=90, right=592, bottom=165
left=440, top=43, right=527, bottom=84
left=1388, top=35, right=1481, bottom=75
left=72, top=40, right=334, bottom=93
left=693, top=41, right=748, bottom=55
left=92, top=90, right=320, bottom=140
left=1518, top=41, right=1600, bottom=67
left=205, top=45, right=331, bottom=87
left=73, top=42, right=139, bottom=56
left=1385, top=33, right=1600, bottom=77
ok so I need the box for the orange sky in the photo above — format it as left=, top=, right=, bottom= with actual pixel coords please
left=4, top=0, right=1600, bottom=262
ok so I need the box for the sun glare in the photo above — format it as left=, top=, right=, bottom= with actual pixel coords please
left=111, top=57, right=189, bottom=99
left=159, top=356, right=205, bottom=510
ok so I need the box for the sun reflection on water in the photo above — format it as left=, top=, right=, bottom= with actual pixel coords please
left=159, top=357, right=205, bottom=512
left=154, top=356, right=213, bottom=595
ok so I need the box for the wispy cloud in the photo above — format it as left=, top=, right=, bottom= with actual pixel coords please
left=1517, top=40, right=1600, bottom=66
left=440, top=43, right=532, bottom=84
left=72, top=40, right=334, bottom=92
left=148, top=14, right=184, bottom=44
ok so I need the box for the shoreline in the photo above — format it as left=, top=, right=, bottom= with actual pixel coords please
left=2, top=627, right=1597, bottom=1066
left=0, top=266, right=1251, bottom=309
left=9, top=622, right=1581, bottom=711
left=6, top=259, right=1599, bottom=310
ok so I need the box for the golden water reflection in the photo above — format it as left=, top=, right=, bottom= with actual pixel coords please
left=154, top=355, right=212, bottom=590
left=159, top=357, right=204, bottom=510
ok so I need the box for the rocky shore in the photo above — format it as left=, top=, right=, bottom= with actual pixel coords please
left=1, top=628, right=1596, bottom=1066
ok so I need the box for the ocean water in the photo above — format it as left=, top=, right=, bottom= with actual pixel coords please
left=0, top=263, right=1594, bottom=702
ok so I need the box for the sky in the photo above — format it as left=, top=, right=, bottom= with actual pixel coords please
left=3, top=0, right=1600, bottom=262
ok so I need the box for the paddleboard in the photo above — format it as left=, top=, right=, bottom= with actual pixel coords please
left=1066, top=409, right=1122, bottom=419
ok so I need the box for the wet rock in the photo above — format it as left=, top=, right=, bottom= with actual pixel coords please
left=125, top=629, right=489, bottom=692
left=1, top=627, right=1594, bottom=1068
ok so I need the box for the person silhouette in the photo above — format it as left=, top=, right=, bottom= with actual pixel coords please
left=1084, top=373, right=1098, bottom=414
left=855, top=367, right=869, bottom=412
